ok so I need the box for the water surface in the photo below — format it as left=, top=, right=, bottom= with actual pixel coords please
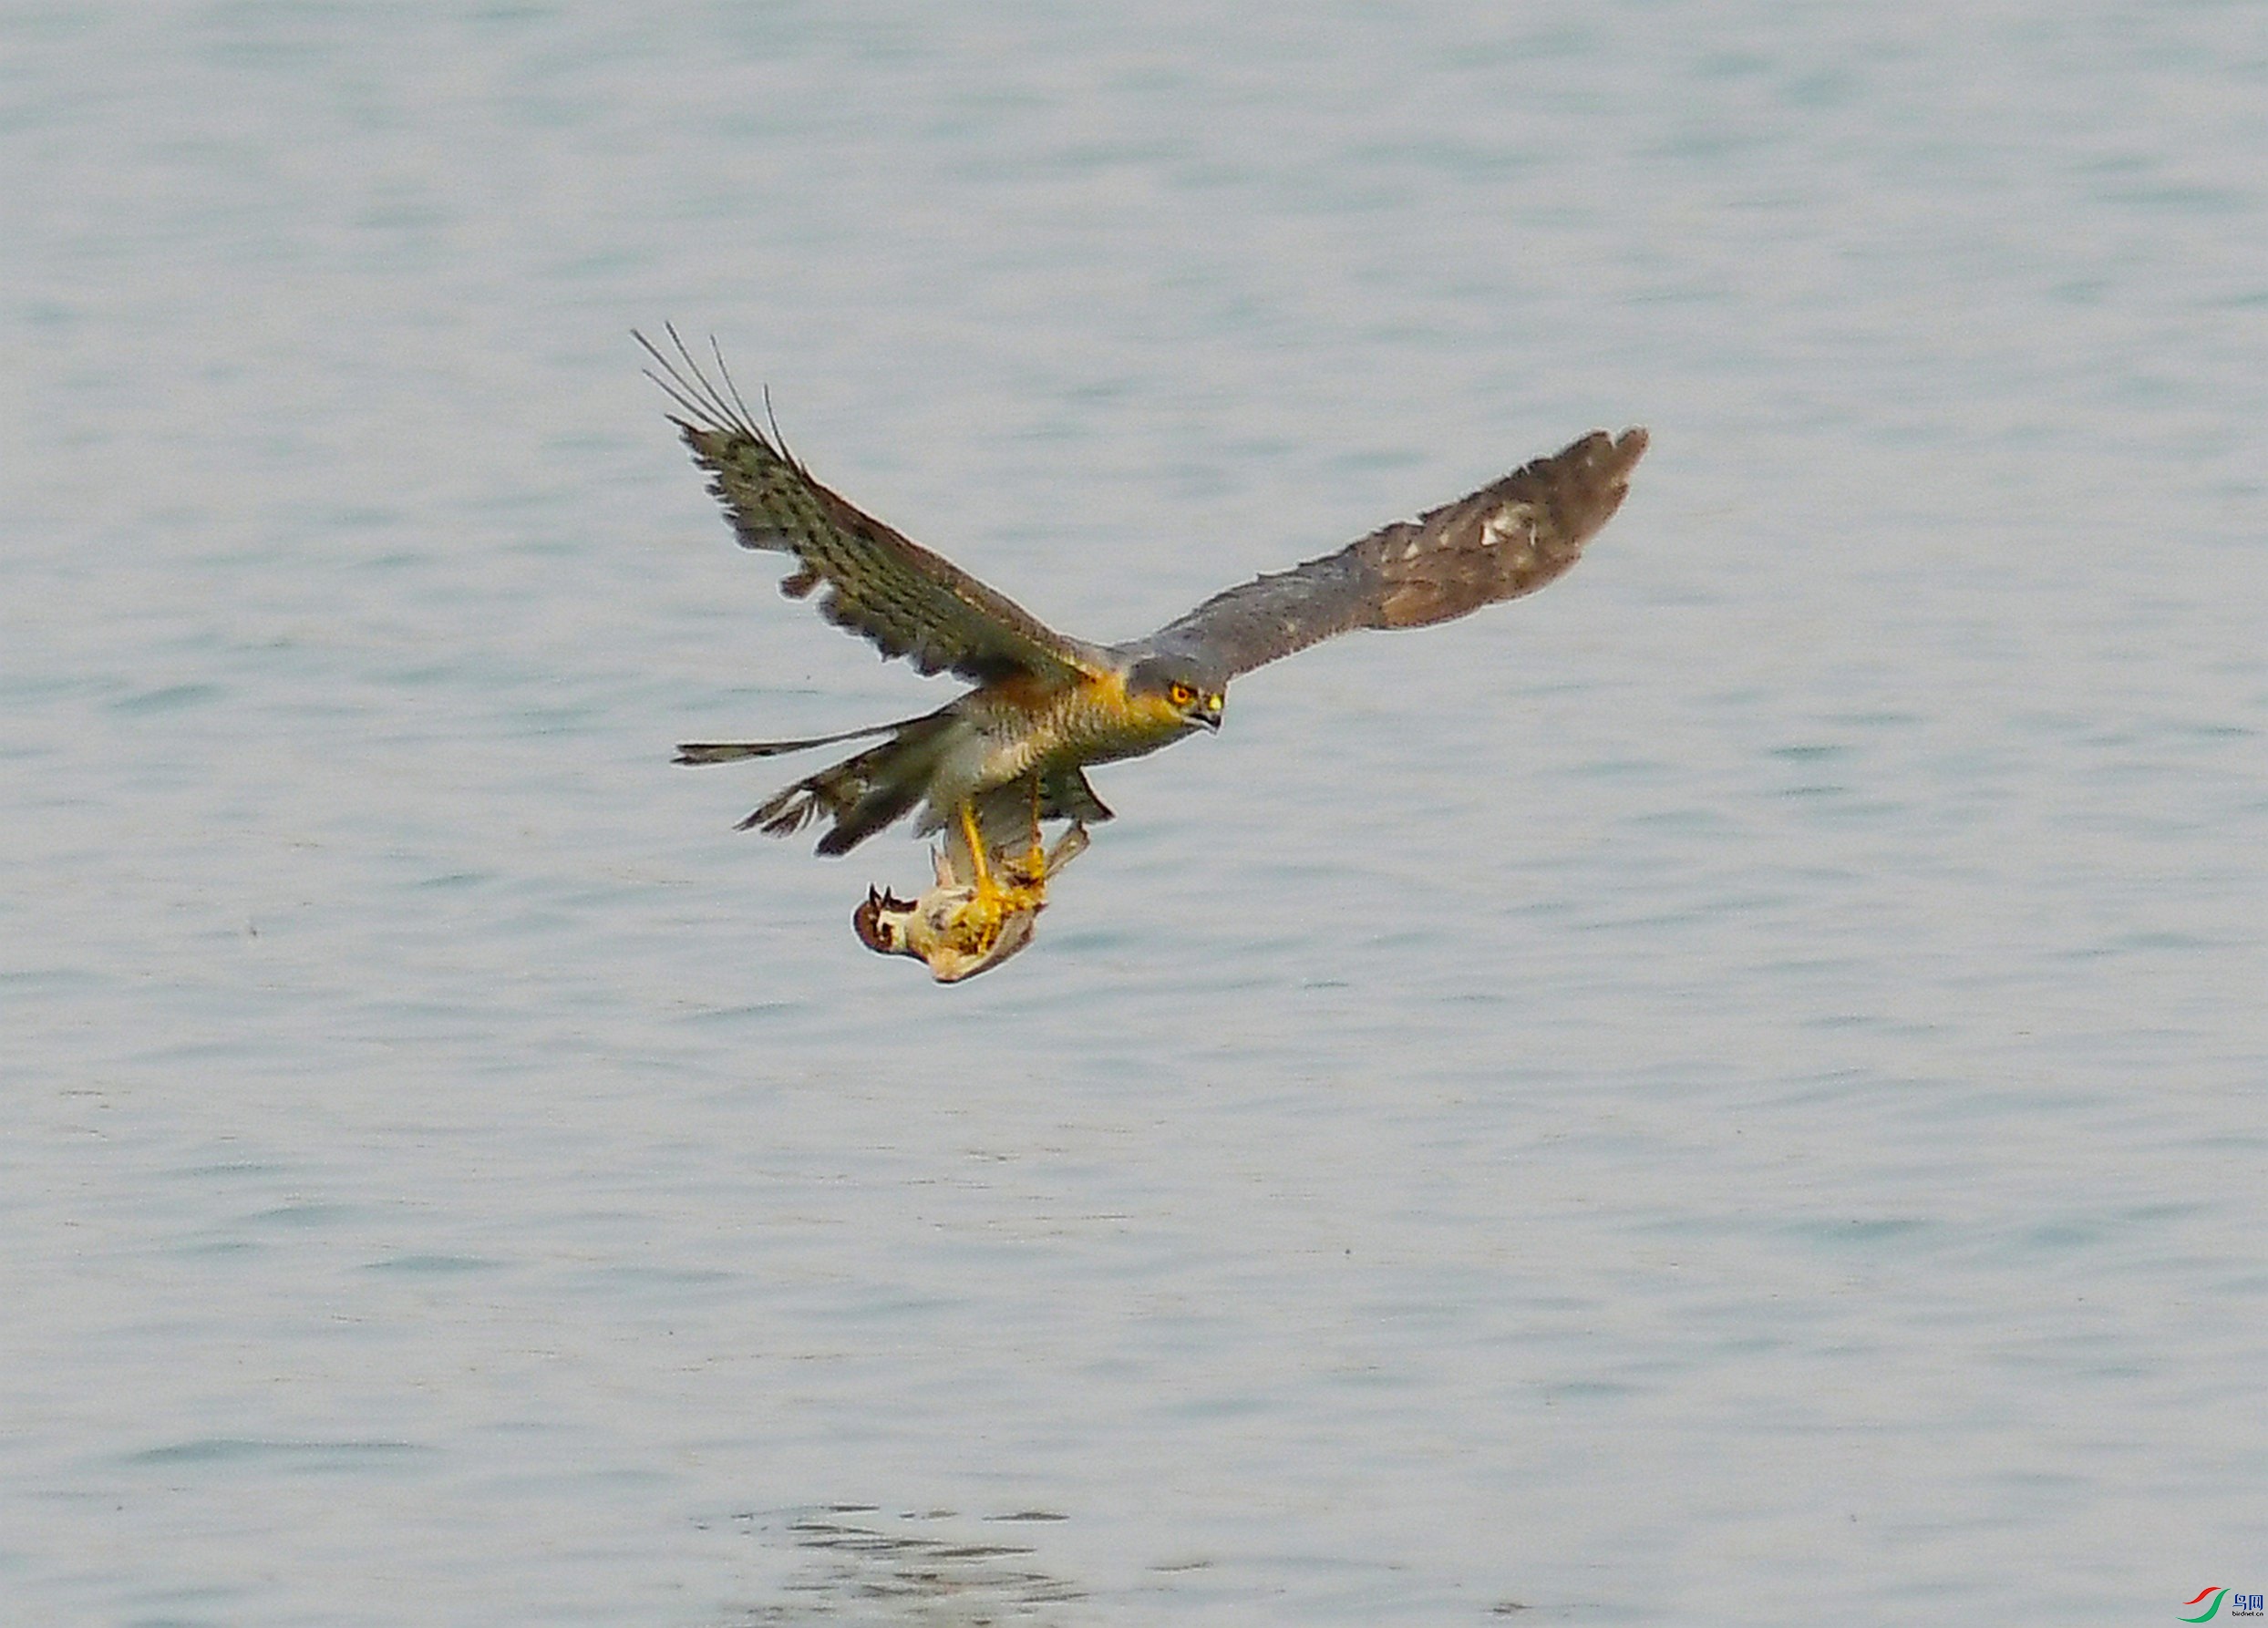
left=4, top=3, right=2264, bottom=1623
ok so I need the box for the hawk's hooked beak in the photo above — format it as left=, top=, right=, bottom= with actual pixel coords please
left=1196, top=693, right=1223, bottom=731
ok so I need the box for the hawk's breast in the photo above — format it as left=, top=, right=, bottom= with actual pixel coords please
left=970, top=670, right=1191, bottom=778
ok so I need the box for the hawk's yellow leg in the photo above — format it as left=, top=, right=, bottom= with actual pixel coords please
left=957, top=799, right=997, bottom=897
left=951, top=786, right=1051, bottom=956
left=1024, top=773, right=1046, bottom=885
left=950, top=797, right=1021, bottom=943
left=946, top=799, right=1004, bottom=951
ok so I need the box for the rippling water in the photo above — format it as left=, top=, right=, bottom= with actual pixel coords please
left=5, top=3, right=2263, bottom=1624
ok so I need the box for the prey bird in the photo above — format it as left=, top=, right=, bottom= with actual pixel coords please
left=644, top=329, right=1645, bottom=950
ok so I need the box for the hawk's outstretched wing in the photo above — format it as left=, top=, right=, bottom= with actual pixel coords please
left=641, top=329, right=1108, bottom=686
left=1138, top=428, right=1647, bottom=678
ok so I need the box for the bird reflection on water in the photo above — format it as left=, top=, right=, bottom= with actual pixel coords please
left=727, top=1505, right=1083, bottom=1625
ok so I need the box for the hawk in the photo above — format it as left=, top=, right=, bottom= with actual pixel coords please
left=644, top=329, right=1645, bottom=963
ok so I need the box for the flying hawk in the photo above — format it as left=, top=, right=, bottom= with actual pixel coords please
left=644, top=329, right=1644, bottom=967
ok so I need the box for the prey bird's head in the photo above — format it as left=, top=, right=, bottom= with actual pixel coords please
left=1127, top=654, right=1225, bottom=733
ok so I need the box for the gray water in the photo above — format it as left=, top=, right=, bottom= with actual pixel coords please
left=5, top=3, right=2264, bottom=1624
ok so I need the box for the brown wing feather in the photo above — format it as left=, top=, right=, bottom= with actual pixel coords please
left=1141, top=428, right=1647, bottom=678
left=641, top=330, right=1105, bottom=686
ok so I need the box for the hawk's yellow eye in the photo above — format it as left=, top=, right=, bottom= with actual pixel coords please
left=1168, top=682, right=1195, bottom=707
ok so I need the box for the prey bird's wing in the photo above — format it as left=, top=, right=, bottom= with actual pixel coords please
left=1139, top=428, right=1647, bottom=679
left=642, top=329, right=1108, bottom=686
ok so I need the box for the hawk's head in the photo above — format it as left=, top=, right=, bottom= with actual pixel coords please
left=1127, top=655, right=1225, bottom=732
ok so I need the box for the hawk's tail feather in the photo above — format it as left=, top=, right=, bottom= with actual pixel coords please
left=738, top=782, right=823, bottom=836
left=729, top=711, right=960, bottom=854
left=815, top=778, right=930, bottom=857
left=676, top=711, right=928, bottom=766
